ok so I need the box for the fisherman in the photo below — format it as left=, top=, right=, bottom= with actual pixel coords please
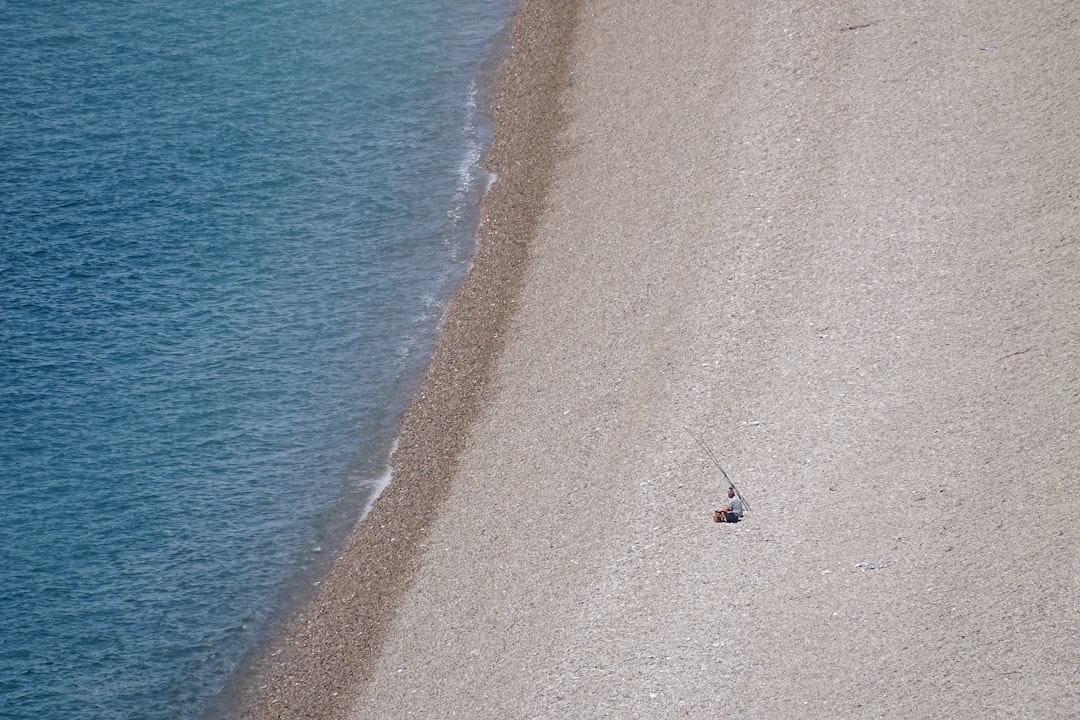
left=714, top=487, right=744, bottom=523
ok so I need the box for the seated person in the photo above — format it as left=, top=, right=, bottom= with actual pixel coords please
left=714, top=487, right=744, bottom=523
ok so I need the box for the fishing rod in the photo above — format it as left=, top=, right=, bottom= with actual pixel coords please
left=685, top=427, right=750, bottom=512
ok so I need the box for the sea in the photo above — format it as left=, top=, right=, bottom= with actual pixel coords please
left=0, top=1, right=515, bottom=718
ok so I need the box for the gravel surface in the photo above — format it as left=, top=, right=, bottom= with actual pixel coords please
left=235, top=1, right=1080, bottom=718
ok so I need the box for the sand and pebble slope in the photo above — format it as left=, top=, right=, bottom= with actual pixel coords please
left=352, top=0, right=1079, bottom=718
left=237, top=0, right=1079, bottom=717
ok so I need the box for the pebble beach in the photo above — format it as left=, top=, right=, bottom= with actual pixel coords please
left=236, top=0, right=1080, bottom=717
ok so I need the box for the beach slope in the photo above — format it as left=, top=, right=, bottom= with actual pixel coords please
left=349, top=0, right=1079, bottom=718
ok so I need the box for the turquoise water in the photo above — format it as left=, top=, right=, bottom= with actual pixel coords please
left=0, top=1, right=513, bottom=717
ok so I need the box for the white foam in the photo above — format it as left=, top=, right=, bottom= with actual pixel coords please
left=358, top=441, right=397, bottom=522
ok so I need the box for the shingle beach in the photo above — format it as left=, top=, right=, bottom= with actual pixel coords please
left=236, top=0, right=1080, bottom=717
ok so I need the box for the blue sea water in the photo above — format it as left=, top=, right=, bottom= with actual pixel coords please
left=0, top=1, right=514, bottom=718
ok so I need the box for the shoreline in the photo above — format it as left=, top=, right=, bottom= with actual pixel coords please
left=224, top=0, right=582, bottom=717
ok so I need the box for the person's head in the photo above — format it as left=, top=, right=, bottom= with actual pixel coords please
left=728, top=488, right=735, bottom=498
